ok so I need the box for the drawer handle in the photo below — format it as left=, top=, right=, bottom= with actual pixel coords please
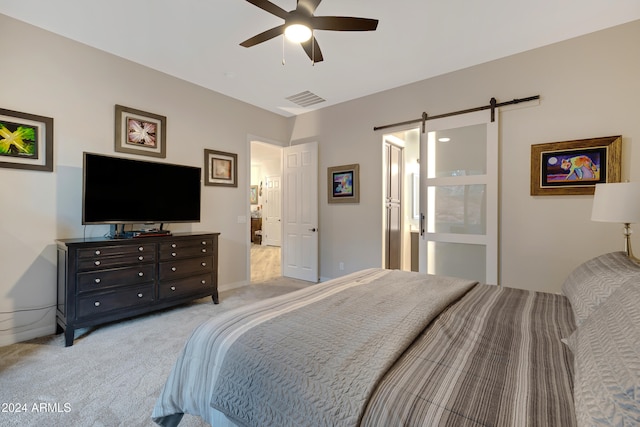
left=94, top=301, right=101, bottom=307
left=171, top=267, right=177, bottom=272
left=138, top=256, right=144, bottom=261
left=138, top=272, right=144, bottom=277
left=137, top=293, right=144, bottom=298
left=138, top=246, right=144, bottom=252
left=171, top=244, right=177, bottom=248
left=94, top=278, right=101, bottom=284
left=201, top=241, right=207, bottom=245
left=201, top=262, right=207, bottom=267
left=170, top=286, right=176, bottom=291
left=95, top=250, right=101, bottom=255
left=171, top=252, right=177, bottom=257
left=201, top=280, right=206, bottom=285
left=201, top=249, right=207, bottom=253
left=94, top=261, right=101, bottom=266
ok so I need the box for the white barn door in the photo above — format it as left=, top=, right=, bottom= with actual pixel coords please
left=419, top=110, right=499, bottom=285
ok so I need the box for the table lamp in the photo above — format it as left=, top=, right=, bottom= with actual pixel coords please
left=591, top=182, right=640, bottom=262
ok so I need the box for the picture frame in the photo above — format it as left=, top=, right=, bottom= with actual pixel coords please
left=0, top=108, right=53, bottom=172
left=530, top=135, right=621, bottom=196
left=250, top=185, right=258, bottom=204
left=204, top=149, right=238, bottom=187
left=114, top=104, right=166, bottom=158
left=328, top=163, right=360, bottom=204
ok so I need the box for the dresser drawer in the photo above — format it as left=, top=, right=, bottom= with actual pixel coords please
left=159, top=239, right=214, bottom=261
left=77, top=264, right=155, bottom=293
left=159, top=274, right=213, bottom=299
left=77, top=252, right=156, bottom=270
left=159, top=256, right=213, bottom=280
left=76, top=284, right=154, bottom=319
left=78, top=244, right=155, bottom=259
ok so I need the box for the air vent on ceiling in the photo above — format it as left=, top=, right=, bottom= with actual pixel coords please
left=286, top=91, right=326, bottom=108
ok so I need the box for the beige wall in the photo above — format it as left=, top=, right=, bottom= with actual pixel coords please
left=0, top=14, right=290, bottom=345
left=2, top=12, right=639, bottom=345
left=290, top=19, right=640, bottom=292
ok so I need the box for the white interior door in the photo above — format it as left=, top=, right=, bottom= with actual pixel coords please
left=263, top=175, right=282, bottom=246
left=419, top=110, right=499, bottom=285
left=283, top=141, right=318, bottom=282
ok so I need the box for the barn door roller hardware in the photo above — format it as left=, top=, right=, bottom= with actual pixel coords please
left=373, top=95, right=540, bottom=133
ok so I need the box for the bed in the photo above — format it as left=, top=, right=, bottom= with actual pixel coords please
left=152, top=252, right=640, bottom=427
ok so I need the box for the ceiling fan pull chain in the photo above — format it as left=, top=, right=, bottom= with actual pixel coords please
left=282, top=35, right=286, bottom=66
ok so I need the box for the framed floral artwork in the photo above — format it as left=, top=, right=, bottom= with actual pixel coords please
left=204, top=149, right=237, bottom=187
left=114, top=104, right=166, bottom=158
left=0, top=108, right=53, bottom=172
left=530, top=135, right=621, bottom=195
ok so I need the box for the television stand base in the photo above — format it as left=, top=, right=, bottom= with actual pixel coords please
left=132, top=230, right=172, bottom=238
left=108, top=224, right=172, bottom=239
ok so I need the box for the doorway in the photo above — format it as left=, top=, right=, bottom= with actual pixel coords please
left=250, top=140, right=283, bottom=282
left=382, top=130, right=420, bottom=271
left=384, top=140, right=403, bottom=269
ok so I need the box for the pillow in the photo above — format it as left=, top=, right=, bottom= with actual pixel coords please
left=561, top=252, right=640, bottom=326
left=566, top=284, right=640, bottom=426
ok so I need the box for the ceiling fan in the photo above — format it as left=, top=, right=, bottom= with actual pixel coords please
left=239, top=0, right=379, bottom=63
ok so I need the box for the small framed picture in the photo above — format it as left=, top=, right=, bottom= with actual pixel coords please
left=0, top=108, right=53, bottom=172
left=205, top=149, right=237, bottom=187
left=114, top=104, right=166, bottom=158
left=530, top=135, right=621, bottom=195
left=328, top=163, right=360, bottom=203
left=250, top=185, right=258, bottom=204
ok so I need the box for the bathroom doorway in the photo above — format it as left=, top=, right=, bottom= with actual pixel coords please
left=382, top=129, right=421, bottom=271
left=250, top=140, right=283, bottom=282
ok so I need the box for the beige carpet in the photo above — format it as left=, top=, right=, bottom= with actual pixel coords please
left=0, top=278, right=310, bottom=427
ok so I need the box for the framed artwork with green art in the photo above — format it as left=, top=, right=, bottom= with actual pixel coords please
left=0, top=108, right=53, bottom=172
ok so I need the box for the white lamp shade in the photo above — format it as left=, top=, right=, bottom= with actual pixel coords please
left=591, top=182, right=640, bottom=223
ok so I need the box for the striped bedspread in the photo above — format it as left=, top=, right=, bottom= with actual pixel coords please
left=362, top=284, right=577, bottom=426
left=152, top=269, right=476, bottom=427
left=153, top=271, right=576, bottom=427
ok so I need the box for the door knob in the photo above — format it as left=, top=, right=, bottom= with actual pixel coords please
left=309, top=228, right=317, bottom=232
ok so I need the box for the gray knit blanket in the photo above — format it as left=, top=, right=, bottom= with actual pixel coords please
left=153, top=268, right=476, bottom=427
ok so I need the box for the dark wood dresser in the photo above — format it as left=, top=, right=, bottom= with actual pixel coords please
left=56, top=232, right=219, bottom=346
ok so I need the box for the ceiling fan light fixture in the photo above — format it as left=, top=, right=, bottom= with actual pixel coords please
left=284, top=24, right=312, bottom=43
left=240, top=0, right=378, bottom=63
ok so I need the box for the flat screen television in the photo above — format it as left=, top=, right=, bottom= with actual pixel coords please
left=82, top=152, right=201, bottom=227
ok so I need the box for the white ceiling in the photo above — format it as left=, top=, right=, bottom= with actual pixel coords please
left=2, top=1, right=639, bottom=117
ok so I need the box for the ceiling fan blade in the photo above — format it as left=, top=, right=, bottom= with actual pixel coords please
left=301, top=36, right=324, bottom=63
left=297, top=0, right=322, bottom=15
left=245, top=0, right=289, bottom=19
left=240, top=24, right=286, bottom=47
left=312, top=16, right=378, bottom=31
